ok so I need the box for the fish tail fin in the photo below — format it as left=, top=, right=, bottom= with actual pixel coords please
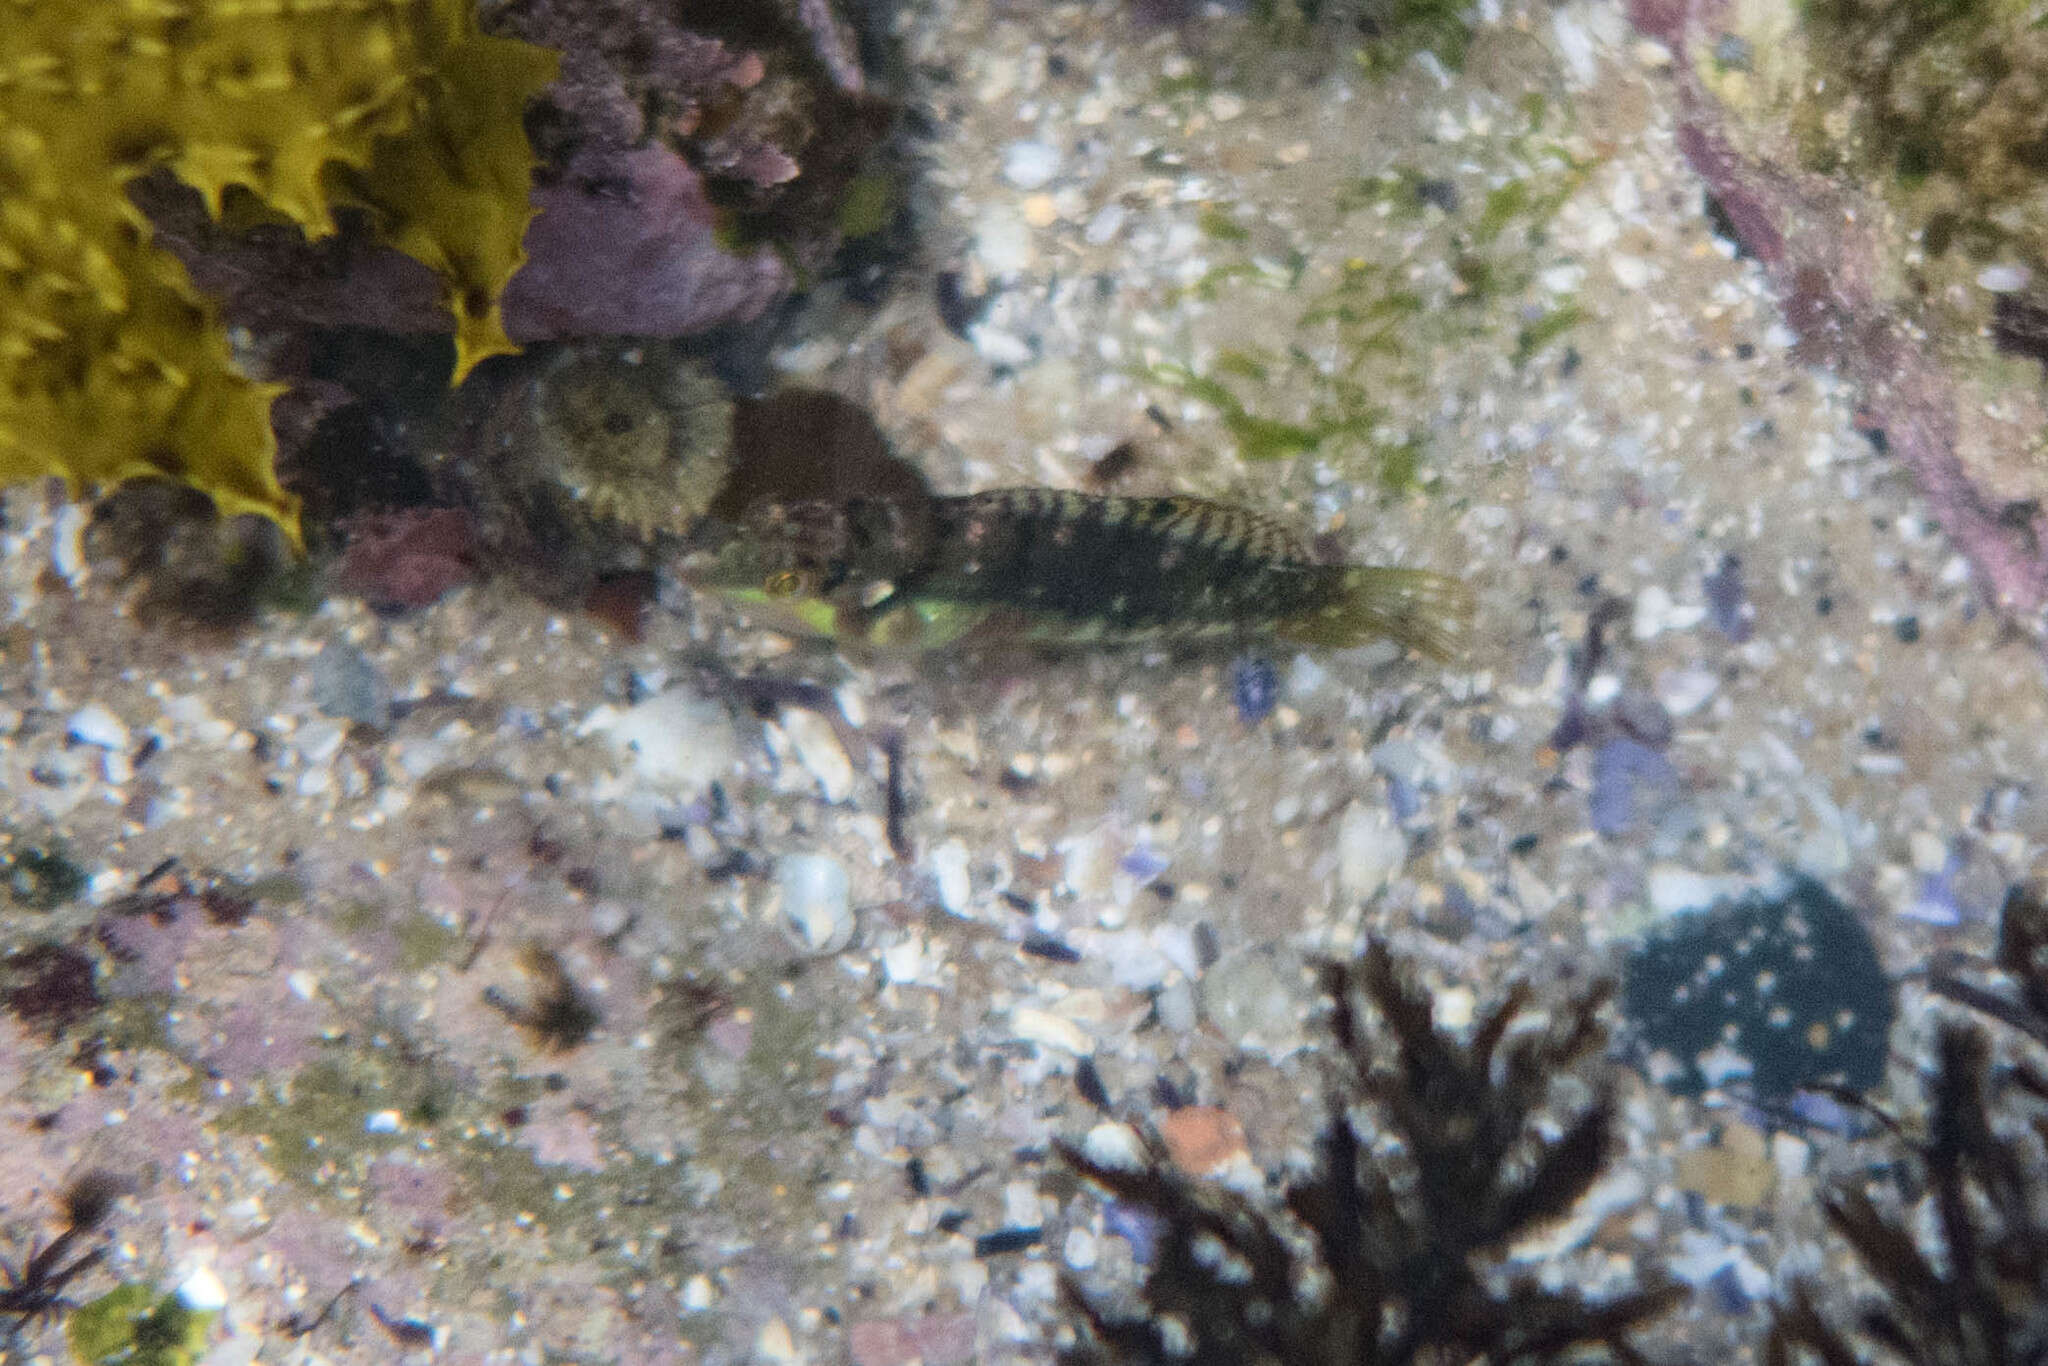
left=1278, top=567, right=1474, bottom=660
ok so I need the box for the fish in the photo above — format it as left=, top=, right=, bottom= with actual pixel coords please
left=683, top=487, right=1473, bottom=658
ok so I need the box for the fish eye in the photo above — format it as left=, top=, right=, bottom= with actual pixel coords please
left=764, top=569, right=810, bottom=598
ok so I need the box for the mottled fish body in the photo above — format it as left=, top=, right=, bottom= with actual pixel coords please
left=687, top=487, right=1471, bottom=658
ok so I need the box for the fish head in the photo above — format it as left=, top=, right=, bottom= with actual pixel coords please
left=678, top=501, right=848, bottom=635
left=680, top=498, right=930, bottom=640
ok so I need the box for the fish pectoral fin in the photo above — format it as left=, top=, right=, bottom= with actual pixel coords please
left=867, top=599, right=991, bottom=651
left=1276, top=567, right=1474, bottom=660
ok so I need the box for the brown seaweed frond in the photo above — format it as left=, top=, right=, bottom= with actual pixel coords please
left=0, top=1171, right=125, bottom=1348
left=1058, top=940, right=1683, bottom=1366
left=1930, top=880, right=2048, bottom=1083
left=1774, top=882, right=2048, bottom=1366
left=1768, top=1024, right=2048, bottom=1366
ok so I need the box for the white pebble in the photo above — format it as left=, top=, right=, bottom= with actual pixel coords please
left=1063, top=1227, right=1100, bottom=1270
left=1978, top=263, right=2031, bottom=293
left=973, top=211, right=1034, bottom=275
left=1003, top=1179, right=1043, bottom=1228
left=773, top=708, right=855, bottom=804
left=1097, top=929, right=1172, bottom=992
left=49, top=504, right=88, bottom=583
left=754, top=1318, right=800, bottom=1366
left=1550, top=8, right=1598, bottom=84
left=1609, top=253, right=1652, bottom=289
left=1632, top=584, right=1707, bottom=639
left=776, top=854, right=854, bottom=955
left=881, top=932, right=944, bottom=987
left=680, top=1274, right=716, bottom=1311
left=364, top=1109, right=403, bottom=1134
left=177, top=1265, right=228, bottom=1312
left=1648, top=865, right=1729, bottom=915
left=1432, top=985, right=1476, bottom=1031
left=67, top=703, right=128, bottom=752
left=1337, top=801, right=1406, bottom=901
left=1082, top=1121, right=1146, bottom=1171
left=295, top=720, right=346, bottom=766
left=930, top=840, right=972, bottom=913
left=1654, top=666, right=1719, bottom=716
left=1083, top=202, right=1127, bottom=245
left=1011, top=1005, right=1091, bottom=1054
left=1155, top=980, right=1199, bottom=1033
left=970, top=323, right=1035, bottom=366
left=1002, top=140, right=1061, bottom=189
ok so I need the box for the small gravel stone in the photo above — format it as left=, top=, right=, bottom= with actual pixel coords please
left=1432, top=985, right=1476, bottom=1030
left=974, top=211, right=1034, bottom=275
left=1011, top=1006, right=1091, bottom=1054
left=311, top=640, right=392, bottom=727
left=1231, top=655, right=1279, bottom=726
left=755, top=1318, right=800, bottom=1366
left=1633, top=584, right=1707, bottom=639
left=1648, top=864, right=1733, bottom=915
left=1609, top=253, right=1653, bottom=289
left=970, top=322, right=1035, bottom=366
left=1655, top=666, right=1719, bottom=717
left=49, top=504, right=87, bottom=583
left=1908, top=829, right=1947, bottom=874
left=1080, top=1121, right=1146, bottom=1171
left=1160, top=1105, right=1250, bottom=1176
left=1155, top=980, right=1198, bottom=1033
left=774, top=707, right=855, bottom=803
left=66, top=703, right=128, bottom=751
left=1337, top=801, right=1406, bottom=901
left=1978, top=263, right=2031, bottom=293
left=776, top=853, right=854, bottom=955
left=1083, top=203, right=1127, bottom=245
left=930, top=839, right=972, bottom=913
left=1200, top=946, right=1304, bottom=1056
left=1001, top=140, right=1060, bottom=189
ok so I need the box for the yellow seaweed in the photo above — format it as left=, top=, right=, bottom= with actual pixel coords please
left=0, top=0, right=559, bottom=544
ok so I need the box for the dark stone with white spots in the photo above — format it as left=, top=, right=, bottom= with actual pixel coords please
left=1622, top=877, right=1894, bottom=1099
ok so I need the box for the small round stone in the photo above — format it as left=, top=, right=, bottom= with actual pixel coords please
left=776, top=853, right=854, bottom=954
left=1001, top=140, right=1061, bottom=189
left=66, top=703, right=128, bottom=752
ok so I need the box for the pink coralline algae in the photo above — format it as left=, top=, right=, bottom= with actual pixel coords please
left=1629, top=0, right=2048, bottom=618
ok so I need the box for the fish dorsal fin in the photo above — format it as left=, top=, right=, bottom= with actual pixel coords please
left=1151, top=495, right=1313, bottom=563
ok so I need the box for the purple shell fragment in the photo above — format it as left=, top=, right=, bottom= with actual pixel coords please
left=1118, top=846, right=1171, bottom=884
left=1590, top=738, right=1681, bottom=836
left=1230, top=655, right=1279, bottom=726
